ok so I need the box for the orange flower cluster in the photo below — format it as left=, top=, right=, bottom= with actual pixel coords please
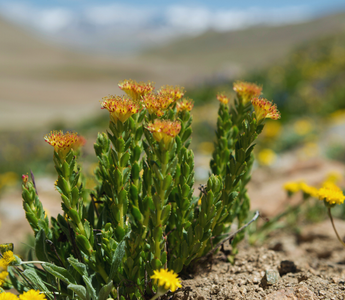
left=147, top=119, right=181, bottom=149
left=44, top=131, right=85, bottom=157
left=143, top=93, right=175, bottom=117
left=216, top=93, right=229, bottom=105
left=118, top=79, right=154, bottom=101
left=158, top=85, right=185, bottom=102
left=101, top=95, right=141, bottom=123
left=233, top=81, right=262, bottom=104
left=176, top=98, right=194, bottom=112
left=251, top=98, right=281, bottom=121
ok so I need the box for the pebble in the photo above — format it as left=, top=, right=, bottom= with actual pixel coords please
left=261, top=269, right=280, bottom=287
left=279, top=260, right=297, bottom=276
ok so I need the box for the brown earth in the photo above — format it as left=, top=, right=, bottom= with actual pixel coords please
left=169, top=233, right=345, bottom=300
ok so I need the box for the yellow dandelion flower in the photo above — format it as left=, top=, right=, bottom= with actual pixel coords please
left=18, top=290, right=46, bottom=300
left=101, top=95, right=141, bottom=123
left=318, top=184, right=345, bottom=206
left=2, top=251, right=15, bottom=265
left=118, top=79, right=155, bottom=101
left=283, top=182, right=301, bottom=193
left=251, top=98, right=281, bottom=121
left=0, top=270, right=9, bottom=286
left=233, top=81, right=262, bottom=105
left=44, top=131, right=85, bottom=158
left=262, top=121, right=281, bottom=139
left=158, top=85, right=185, bottom=102
left=0, top=292, right=18, bottom=300
left=300, top=182, right=318, bottom=198
left=146, top=120, right=181, bottom=150
left=176, top=98, right=194, bottom=112
left=325, top=171, right=342, bottom=184
left=151, top=269, right=182, bottom=292
left=257, top=149, right=276, bottom=166
left=216, top=93, right=229, bottom=105
left=293, top=119, right=313, bottom=136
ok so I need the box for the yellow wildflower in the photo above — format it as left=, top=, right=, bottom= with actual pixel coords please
left=2, top=251, right=15, bottom=265
left=216, top=93, right=229, bottom=105
left=262, top=121, right=281, bottom=139
left=251, top=98, right=281, bottom=121
left=146, top=120, right=181, bottom=150
left=151, top=269, right=182, bottom=292
left=293, top=119, right=312, bottom=136
left=101, top=95, right=141, bottom=123
left=283, top=182, right=301, bottom=193
left=118, top=79, right=154, bottom=101
left=257, top=149, right=276, bottom=166
left=176, top=98, right=194, bottom=112
left=324, top=171, right=342, bottom=184
left=0, top=271, right=9, bottom=286
left=233, top=81, right=262, bottom=105
left=0, top=292, right=18, bottom=300
left=18, top=290, right=46, bottom=300
left=318, top=184, right=345, bottom=206
left=44, top=131, right=85, bottom=158
left=300, top=182, right=318, bottom=198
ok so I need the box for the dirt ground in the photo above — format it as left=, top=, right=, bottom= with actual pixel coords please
left=170, top=231, right=345, bottom=300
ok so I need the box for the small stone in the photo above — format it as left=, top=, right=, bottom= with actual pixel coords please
left=252, top=277, right=260, bottom=284
left=261, top=269, right=280, bottom=288
left=318, top=290, right=326, bottom=296
left=279, top=260, right=297, bottom=276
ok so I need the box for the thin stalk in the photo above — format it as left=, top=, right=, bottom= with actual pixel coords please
left=328, top=207, right=345, bottom=248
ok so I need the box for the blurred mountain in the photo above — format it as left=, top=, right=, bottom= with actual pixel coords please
left=1, top=11, right=345, bottom=131
left=141, top=11, right=345, bottom=80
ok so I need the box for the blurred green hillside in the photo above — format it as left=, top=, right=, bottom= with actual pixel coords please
left=187, top=31, right=345, bottom=120
left=142, top=12, right=345, bottom=74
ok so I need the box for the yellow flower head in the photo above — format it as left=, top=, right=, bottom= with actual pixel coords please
left=300, top=182, right=318, bottom=198
left=217, top=93, right=229, bottom=105
left=101, top=95, right=141, bottom=123
left=176, top=98, right=194, bottom=112
left=44, top=131, right=85, bottom=158
left=158, top=85, right=185, bottom=102
left=146, top=120, right=181, bottom=149
left=251, top=98, right=281, bottom=121
left=143, top=93, right=174, bottom=117
left=318, top=184, right=345, bottom=206
left=257, top=149, right=276, bottom=166
left=151, top=269, right=182, bottom=292
left=324, top=171, right=342, bottom=184
left=0, top=292, right=18, bottom=300
left=283, top=181, right=301, bottom=194
left=2, top=251, right=15, bottom=265
left=0, top=271, right=9, bottom=287
left=19, top=290, right=46, bottom=300
left=233, top=81, right=262, bottom=104
left=118, top=79, right=154, bottom=101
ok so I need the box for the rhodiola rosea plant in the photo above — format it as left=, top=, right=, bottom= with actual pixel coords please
left=1, top=80, right=280, bottom=300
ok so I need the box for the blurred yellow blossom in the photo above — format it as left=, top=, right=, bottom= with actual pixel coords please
left=283, top=181, right=301, bottom=194
left=262, top=121, right=281, bottom=139
left=257, top=149, right=276, bottom=166
left=318, top=184, right=345, bottom=206
left=293, top=119, right=313, bottom=136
